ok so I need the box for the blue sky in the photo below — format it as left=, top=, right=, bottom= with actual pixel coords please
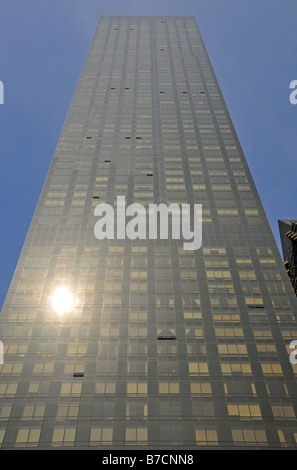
left=0, top=0, right=296, bottom=310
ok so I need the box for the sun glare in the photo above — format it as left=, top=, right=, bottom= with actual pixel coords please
left=52, top=287, right=74, bottom=314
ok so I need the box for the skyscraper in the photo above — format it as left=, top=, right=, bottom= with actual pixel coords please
left=278, top=219, right=297, bottom=298
left=1, top=15, right=297, bottom=450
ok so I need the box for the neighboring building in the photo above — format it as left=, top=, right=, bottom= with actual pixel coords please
left=1, top=15, right=297, bottom=450
left=278, top=219, right=297, bottom=297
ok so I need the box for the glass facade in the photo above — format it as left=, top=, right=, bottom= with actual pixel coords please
left=1, top=15, right=297, bottom=449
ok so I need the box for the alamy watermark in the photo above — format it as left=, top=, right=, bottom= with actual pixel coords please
left=0, top=341, right=3, bottom=365
left=0, top=81, right=3, bottom=105
left=289, top=80, right=297, bottom=104
left=94, top=196, right=202, bottom=250
left=289, top=340, right=297, bottom=364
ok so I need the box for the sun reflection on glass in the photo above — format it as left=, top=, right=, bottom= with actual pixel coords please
left=52, top=287, right=74, bottom=314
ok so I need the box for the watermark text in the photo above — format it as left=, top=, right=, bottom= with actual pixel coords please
left=289, top=80, right=297, bottom=104
left=0, top=341, right=3, bottom=365
left=0, top=81, right=3, bottom=104
left=94, top=196, right=202, bottom=250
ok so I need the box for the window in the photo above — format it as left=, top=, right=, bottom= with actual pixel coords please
left=195, top=427, right=218, bottom=446
left=16, top=427, right=41, bottom=447
left=227, top=404, right=262, bottom=419
left=52, top=426, right=76, bottom=446
left=90, top=426, right=113, bottom=444
left=125, top=427, right=148, bottom=442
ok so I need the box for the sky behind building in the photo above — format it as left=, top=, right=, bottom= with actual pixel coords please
left=0, top=0, right=297, bottom=310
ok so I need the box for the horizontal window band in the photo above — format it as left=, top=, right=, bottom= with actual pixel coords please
left=246, top=304, right=265, bottom=309
left=157, top=336, right=177, bottom=341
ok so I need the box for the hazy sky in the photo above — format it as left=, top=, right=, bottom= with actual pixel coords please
left=0, top=0, right=297, bottom=309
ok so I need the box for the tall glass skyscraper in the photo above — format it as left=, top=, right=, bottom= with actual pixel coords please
left=279, top=219, right=297, bottom=298
left=1, top=15, right=297, bottom=450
